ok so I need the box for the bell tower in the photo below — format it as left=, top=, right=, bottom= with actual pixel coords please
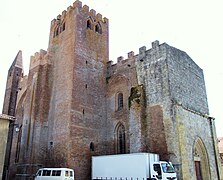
left=47, top=1, right=109, bottom=179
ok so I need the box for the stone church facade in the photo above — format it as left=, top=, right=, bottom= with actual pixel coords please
left=2, top=1, right=221, bottom=179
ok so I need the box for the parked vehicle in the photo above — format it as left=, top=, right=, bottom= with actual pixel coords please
left=34, top=168, right=74, bottom=180
left=92, top=153, right=177, bottom=180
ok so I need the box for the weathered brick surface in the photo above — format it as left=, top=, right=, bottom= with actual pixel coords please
left=2, top=1, right=221, bottom=180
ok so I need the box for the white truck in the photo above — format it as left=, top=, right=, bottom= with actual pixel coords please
left=92, top=153, right=177, bottom=180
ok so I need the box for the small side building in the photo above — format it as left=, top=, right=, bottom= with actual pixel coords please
left=0, top=114, right=15, bottom=179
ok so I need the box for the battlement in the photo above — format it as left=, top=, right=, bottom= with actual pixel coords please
left=137, top=40, right=165, bottom=63
left=107, top=41, right=165, bottom=77
left=30, top=49, right=51, bottom=70
left=107, top=51, right=136, bottom=78
left=51, top=0, right=108, bottom=27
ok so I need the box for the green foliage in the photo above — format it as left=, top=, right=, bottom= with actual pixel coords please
left=128, top=86, right=142, bottom=109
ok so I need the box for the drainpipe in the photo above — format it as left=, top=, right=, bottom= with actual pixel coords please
left=209, top=117, right=220, bottom=180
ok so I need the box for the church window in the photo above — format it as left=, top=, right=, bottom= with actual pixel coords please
left=90, top=142, right=94, bottom=151
left=87, top=20, right=92, bottom=29
left=116, top=123, right=126, bottom=154
left=95, top=23, right=102, bottom=34
left=117, top=93, right=123, bottom=111
left=62, top=22, right=65, bottom=31
left=54, top=27, right=59, bottom=37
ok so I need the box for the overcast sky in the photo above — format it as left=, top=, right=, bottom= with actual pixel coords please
left=0, top=0, right=222, bottom=137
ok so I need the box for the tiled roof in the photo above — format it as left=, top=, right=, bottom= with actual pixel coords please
left=0, top=114, right=16, bottom=121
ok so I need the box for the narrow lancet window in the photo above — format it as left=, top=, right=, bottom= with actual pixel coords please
left=95, top=23, right=102, bottom=34
left=87, top=20, right=92, bottom=29
left=116, top=123, right=126, bottom=154
left=118, top=93, right=123, bottom=110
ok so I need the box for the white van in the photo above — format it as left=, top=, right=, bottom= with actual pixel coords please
left=34, top=168, right=74, bottom=180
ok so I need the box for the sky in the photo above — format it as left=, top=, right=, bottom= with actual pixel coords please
left=0, top=0, right=222, bottom=137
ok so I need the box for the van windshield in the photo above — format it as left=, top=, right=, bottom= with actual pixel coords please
left=161, top=163, right=175, bottom=173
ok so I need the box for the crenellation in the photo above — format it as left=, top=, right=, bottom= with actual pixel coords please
left=90, top=9, right=96, bottom=17
left=62, top=10, right=67, bottom=18
left=139, top=46, right=146, bottom=54
left=51, top=18, right=57, bottom=26
left=57, top=14, right=61, bottom=20
left=30, top=49, right=50, bottom=70
left=50, top=0, right=108, bottom=34
left=67, top=5, right=73, bottom=12
left=152, top=40, right=160, bottom=49
left=81, top=5, right=89, bottom=14
left=30, top=55, right=35, bottom=62
left=107, top=60, right=113, bottom=67
left=103, top=17, right=109, bottom=23
left=117, top=56, right=124, bottom=63
left=96, top=13, right=102, bottom=21
left=40, top=49, right=47, bottom=57
left=138, top=46, right=146, bottom=62
left=128, top=51, right=135, bottom=58
left=34, top=52, right=40, bottom=59
left=73, top=0, right=82, bottom=9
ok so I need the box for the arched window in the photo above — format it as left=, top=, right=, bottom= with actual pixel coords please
left=117, top=93, right=123, bottom=110
left=54, top=26, right=59, bottom=37
left=87, top=19, right=92, bottom=29
left=90, top=142, right=94, bottom=151
left=95, top=23, right=102, bottom=34
left=116, top=123, right=126, bottom=154
left=62, top=22, right=65, bottom=31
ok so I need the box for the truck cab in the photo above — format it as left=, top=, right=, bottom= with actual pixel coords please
left=153, top=161, right=177, bottom=180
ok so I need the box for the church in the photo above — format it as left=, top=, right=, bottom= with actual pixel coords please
left=2, top=1, right=221, bottom=179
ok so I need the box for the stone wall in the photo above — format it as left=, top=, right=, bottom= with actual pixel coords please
left=175, top=104, right=219, bottom=179
left=135, top=40, right=220, bottom=179
left=166, top=45, right=209, bottom=114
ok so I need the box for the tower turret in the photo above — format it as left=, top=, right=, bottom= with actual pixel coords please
left=2, top=50, right=23, bottom=179
left=3, top=50, right=23, bottom=115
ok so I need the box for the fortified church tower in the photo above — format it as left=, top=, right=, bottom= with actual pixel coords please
left=47, top=1, right=109, bottom=178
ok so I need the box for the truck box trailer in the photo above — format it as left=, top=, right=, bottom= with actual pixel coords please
left=92, top=153, right=177, bottom=180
